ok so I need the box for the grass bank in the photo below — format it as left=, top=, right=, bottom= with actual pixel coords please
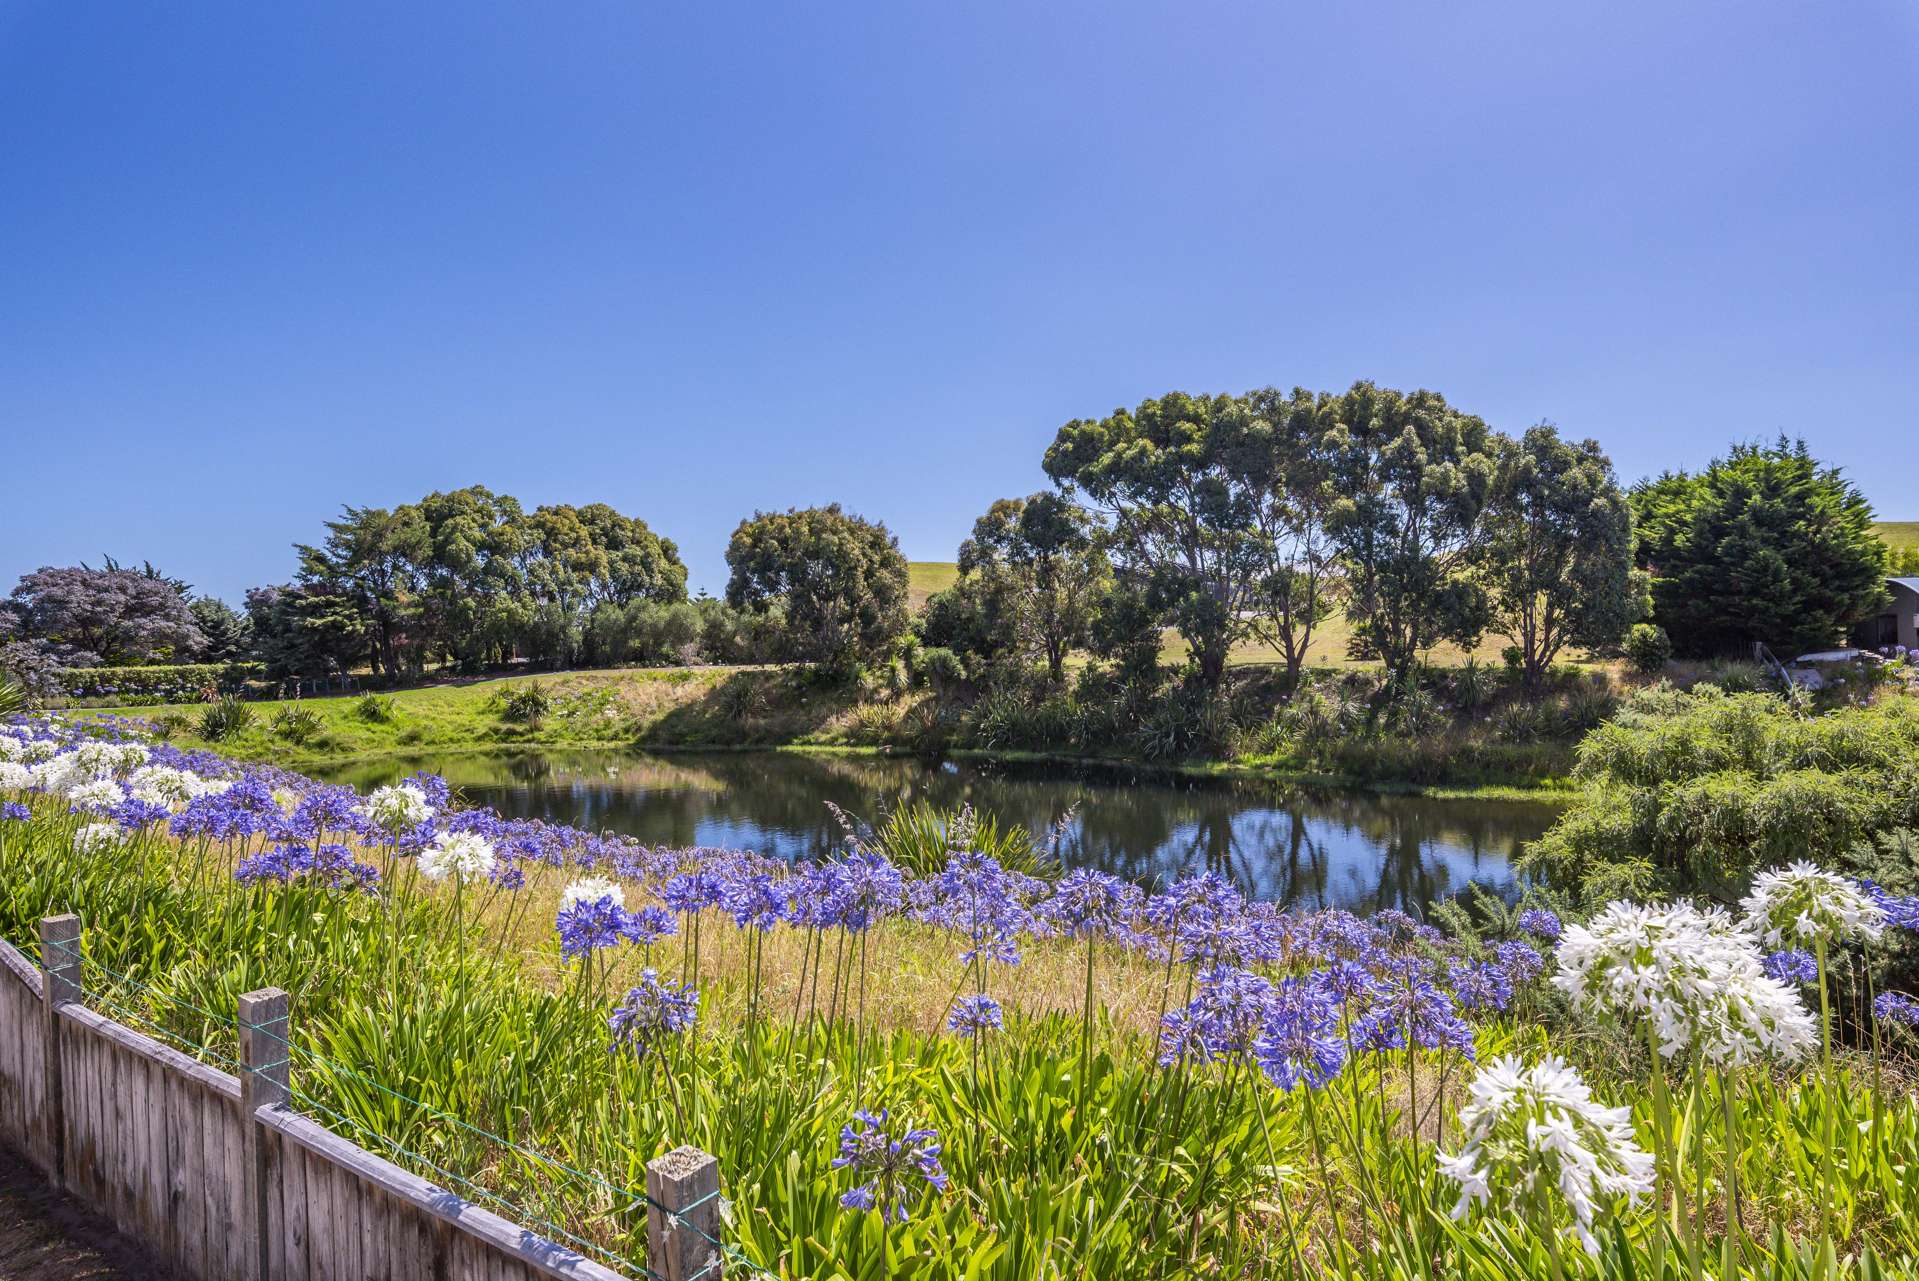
left=71, top=664, right=1578, bottom=800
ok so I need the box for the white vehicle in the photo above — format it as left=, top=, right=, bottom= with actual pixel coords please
left=1783, top=648, right=1884, bottom=690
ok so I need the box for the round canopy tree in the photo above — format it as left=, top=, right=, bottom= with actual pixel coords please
left=725, top=504, right=909, bottom=673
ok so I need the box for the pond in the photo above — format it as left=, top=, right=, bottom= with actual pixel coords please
left=310, top=749, right=1565, bottom=916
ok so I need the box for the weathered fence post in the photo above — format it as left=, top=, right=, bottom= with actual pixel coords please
left=646, top=1146, right=723, bottom=1281
left=239, top=988, right=290, bottom=1281
left=38, top=913, right=81, bottom=1187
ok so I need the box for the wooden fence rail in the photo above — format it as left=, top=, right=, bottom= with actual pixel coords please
left=0, top=915, right=725, bottom=1281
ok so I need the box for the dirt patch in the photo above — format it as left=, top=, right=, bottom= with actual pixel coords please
left=0, top=1147, right=175, bottom=1281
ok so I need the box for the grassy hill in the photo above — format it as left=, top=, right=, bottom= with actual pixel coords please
left=907, top=561, right=959, bottom=610
left=1876, top=522, right=1919, bottom=552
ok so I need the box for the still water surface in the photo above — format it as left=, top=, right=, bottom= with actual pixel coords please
left=311, top=749, right=1563, bottom=916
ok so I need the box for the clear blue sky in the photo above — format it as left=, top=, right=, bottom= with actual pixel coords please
left=3, top=1, right=1915, bottom=604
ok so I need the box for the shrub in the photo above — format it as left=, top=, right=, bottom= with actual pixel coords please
left=353, top=693, right=397, bottom=724
left=874, top=801, right=1056, bottom=878
left=196, top=698, right=256, bottom=742
left=149, top=711, right=190, bottom=741
left=498, top=682, right=552, bottom=725
left=1622, top=623, right=1672, bottom=675
left=271, top=703, right=325, bottom=745
left=913, top=647, right=968, bottom=696
left=1523, top=687, right=1919, bottom=901
left=54, top=662, right=263, bottom=702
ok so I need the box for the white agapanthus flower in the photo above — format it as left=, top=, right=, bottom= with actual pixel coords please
left=31, top=756, right=81, bottom=795
left=560, top=875, right=626, bottom=911
left=66, top=778, right=127, bottom=815
left=363, top=783, right=433, bottom=833
left=418, top=831, right=496, bottom=884
left=271, top=787, right=302, bottom=814
left=15, top=738, right=57, bottom=765
left=0, top=735, right=22, bottom=763
left=1437, top=1054, right=1654, bottom=1256
left=1740, top=862, right=1886, bottom=948
left=0, top=762, right=33, bottom=792
left=70, top=741, right=147, bottom=779
left=1553, top=900, right=1817, bottom=1067
left=128, top=765, right=199, bottom=808
left=73, top=822, right=120, bottom=855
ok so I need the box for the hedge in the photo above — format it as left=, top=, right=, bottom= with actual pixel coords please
left=55, top=662, right=265, bottom=701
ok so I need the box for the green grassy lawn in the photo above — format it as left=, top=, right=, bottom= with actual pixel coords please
left=77, top=666, right=898, bottom=764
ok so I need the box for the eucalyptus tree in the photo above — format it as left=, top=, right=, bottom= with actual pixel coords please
left=725, top=504, right=910, bottom=674
left=1317, top=381, right=1499, bottom=689
left=1042, top=392, right=1264, bottom=690
left=955, top=492, right=1111, bottom=685
left=1479, top=424, right=1642, bottom=687
left=1219, top=387, right=1342, bottom=689
left=414, top=485, right=532, bottom=670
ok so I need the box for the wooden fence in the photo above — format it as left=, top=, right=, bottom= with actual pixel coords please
left=0, top=915, right=726, bottom=1281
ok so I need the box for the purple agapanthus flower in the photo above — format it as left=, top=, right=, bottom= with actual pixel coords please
left=833, top=1110, right=948, bottom=1224
left=1447, top=958, right=1514, bottom=1013
left=1351, top=957, right=1475, bottom=1059
left=607, top=969, right=698, bottom=1061
left=0, top=803, right=27, bottom=822
left=620, top=905, right=678, bottom=946
left=557, top=896, right=628, bottom=960
left=235, top=842, right=379, bottom=892
left=946, top=993, right=1003, bottom=1037
left=1158, top=965, right=1274, bottom=1066
left=1253, top=974, right=1346, bottom=1091
left=1874, top=992, right=1919, bottom=1031
left=1763, top=949, right=1818, bottom=986
left=1517, top=908, right=1562, bottom=943
left=1492, top=940, right=1545, bottom=985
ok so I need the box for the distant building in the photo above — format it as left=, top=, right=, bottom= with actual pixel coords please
left=1854, top=577, right=1919, bottom=650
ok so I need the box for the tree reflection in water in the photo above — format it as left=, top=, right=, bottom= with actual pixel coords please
left=313, top=750, right=1562, bottom=915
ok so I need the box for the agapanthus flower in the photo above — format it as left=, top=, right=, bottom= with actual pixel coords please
left=607, top=969, right=699, bottom=1061
left=0, top=802, right=28, bottom=822
left=1740, top=862, right=1885, bottom=948
left=1517, top=908, right=1563, bottom=943
left=1352, top=958, right=1475, bottom=1059
left=1864, top=883, right=1919, bottom=934
left=1553, top=900, right=1816, bottom=1066
left=1040, top=869, right=1141, bottom=939
left=557, top=896, right=628, bottom=959
left=559, top=876, right=626, bottom=912
left=1762, top=949, right=1818, bottom=986
left=1874, top=992, right=1919, bottom=1032
left=66, top=778, right=127, bottom=815
left=1493, top=940, right=1545, bottom=985
left=73, top=822, right=120, bottom=855
left=235, top=842, right=379, bottom=891
left=363, top=782, right=433, bottom=834
left=1158, top=965, right=1274, bottom=1066
left=833, top=1110, right=949, bottom=1224
left=0, top=763, right=34, bottom=793
left=1253, top=974, right=1346, bottom=1091
left=417, top=831, right=496, bottom=883
left=947, top=993, right=1004, bottom=1037
left=1437, top=1054, right=1654, bottom=1256
left=1448, top=958, right=1515, bottom=1013
left=620, top=904, right=678, bottom=946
